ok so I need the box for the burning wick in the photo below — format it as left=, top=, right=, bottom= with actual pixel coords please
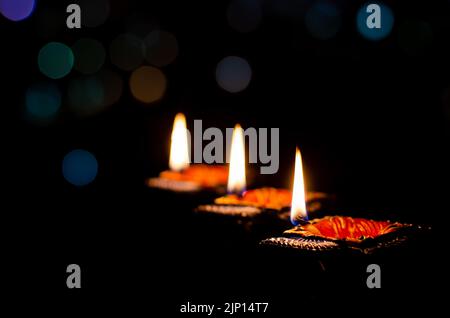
left=227, top=124, right=246, bottom=196
left=169, top=113, right=190, bottom=172
left=290, top=147, right=309, bottom=225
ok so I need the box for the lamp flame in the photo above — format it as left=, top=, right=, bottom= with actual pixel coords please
left=227, top=124, right=246, bottom=194
left=290, top=147, right=308, bottom=225
left=169, top=113, right=190, bottom=172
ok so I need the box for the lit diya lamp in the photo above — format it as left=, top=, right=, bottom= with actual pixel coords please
left=261, top=148, right=426, bottom=254
left=196, top=127, right=333, bottom=220
left=147, top=113, right=228, bottom=193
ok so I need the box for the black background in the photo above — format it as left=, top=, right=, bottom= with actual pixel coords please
left=3, top=0, right=448, bottom=315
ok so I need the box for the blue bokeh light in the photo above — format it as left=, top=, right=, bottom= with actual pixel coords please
left=215, top=56, right=252, bottom=93
left=0, top=0, right=35, bottom=22
left=356, top=3, right=394, bottom=41
left=62, top=150, right=98, bottom=186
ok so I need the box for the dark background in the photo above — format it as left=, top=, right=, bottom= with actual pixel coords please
left=3, top=0, right=448, bottom=315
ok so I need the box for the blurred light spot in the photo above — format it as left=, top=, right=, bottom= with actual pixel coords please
left=62, top=149, right=98, bottom=186
left=38, top=42, right=74, bottom=79
left=215, top=56, right=252, bottom=93
left=398, top=20, right=433, bottom=56
left=110, top=33, right=145, bottom=71
left=227, top=0, right=262, bottom=33
left=96, top=69, right=123, bottom=107
left=145, top=30, right=178, bottom=67
left=25, top=82, right=61, bottom=121
left=68, top=76, right=105, bottom=116
left=356, top=3, right=394, bottom=41
left=305, top=2, right=341, bottom=40
left=129, top=66, right=167, bottom=104
left=0, top=0, right=35, bottom=21
left=79, top=0, right=110, bottom=27
left=73, top=38, right=106, bottom=75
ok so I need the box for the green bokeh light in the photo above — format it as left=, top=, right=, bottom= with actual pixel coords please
left=72, top=38, right=106, bottom=75
left=38, top=42, right=74, bottom=79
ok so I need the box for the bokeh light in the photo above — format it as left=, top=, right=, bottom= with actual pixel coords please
left=72, top=38, right=106, bottom=75
left=215, top=56, right=252, bottom=93
left=68, top=70, right=123, bottom=116
left=38, top=42, right=74, bottom=79
left=68, top=76, right=105, bottom=116
left=62, top=149, right=98, bottom=186
left=227, top=0, right=262, bottom=33
left=129, top=66, right=167, bottom=104
left=110, top=33, right=145, bottom=71
left=144, top=30, right=178, bottom=67
left=96, top=69, right=123, bottom=107
left=398, top=20, right=433, bottom=56
left=79, top=0, right=110, bottom=27
left=0, top=0, right=35, bottom=21
left=25, top=82, right=61, bottom=121
left=305, top=2, right=341, bottom=40
left=356, top=3, right=394, bottom=41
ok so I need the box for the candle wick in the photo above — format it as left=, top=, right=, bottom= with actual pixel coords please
left=292, top=217, right=310, bottom=226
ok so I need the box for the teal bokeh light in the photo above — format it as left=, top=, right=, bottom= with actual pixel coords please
left=356, top=3, right=394, bottom=41
left=38, top=42, right=74, bottom=79
left=25, top=82, right=61, bottom=121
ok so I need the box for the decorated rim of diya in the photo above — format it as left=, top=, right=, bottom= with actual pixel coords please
left=147, top=164, right=228, bottom=193
left=196, top=187, right=334, bottom=218
left=260, top=215, right=431, bottom=254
